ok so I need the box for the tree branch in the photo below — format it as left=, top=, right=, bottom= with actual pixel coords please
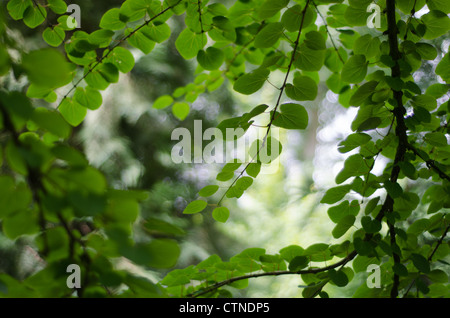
left=217, top=0, right=312, bottom=205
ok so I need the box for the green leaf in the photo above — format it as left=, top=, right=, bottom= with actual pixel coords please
left=421, top=10, right=450, bottom=40
left=3, top=209, right=39, bottom=239
left=411, top=253, right=430, bottom=273
left=344, top=6, right=369, bottom=26
left=328, top=269, right=348, bottom=287
left=294, top=44, right=326, bottom=72
left=43, top=26, right=65, bottom=47
left=153, top=95, right=173, bottom=109
left=246, top=162, right=261, bottom=178
left=175, top=28, right=207, bottom=60
left=59, top=98, right=87, bottom=127
left=415, top=43, right=437, bottom=60
left=22, top=49, right=72, bottom=89
left=285, top=75, right=318, bottom=101
left=392, top=263, right=409, bottom=277
left=436, top=52, right=450, bottom=83
left=427, top=0, right=450, bottom=13
left=7, top=0, right=32, bottom=20
left=23, top=4, right=46, bottom=29
left=74, top=87, right=103, bottom=110
left=320, top=185, right=352, bottom=204
left=254, top=22, right=284, bottom=49
left=361, top=216, right=381, bottom=233
left=397, top=0, right=426, bottom=14
left=356, top=117, right=382, bottom=132
left=338, top=133, right=371, bottom=153
left=424, top=132, right=448, bottom=147
left=100, top=8, right=126, bottom=30
left=279, top=245, right=304, bottom=262
left=349, top=81, right=378, bottom=106
left=142, top=23, right=171, bottom=43
left=258, top=0, right=289, bottom=19
left=271, top=103, right=308, bottom=130
left=183, top=200, right=208, bottom=214
left=84, top=63, right=119, bottom=90
left=281, top=5, right=315, bottom=32
left=31, top=108, right=72, bottom=138
left=336, top=154, right=372, bottom=184
left=127, top=28, right=156, bottom=54
left=289, top=256, right=309, bottom=271
left=212, top=207, right=230, bottom=223
left=304, top=31, right=326, bottom=51
left=197, top=47, right=225, bottom=70
left=144, top=239, right=180, bottom=268
left=353, top=34, right=380, bottom=59
left=48, top=0, right=67, bottom=14
left=341, top=55, right=368, bottom=83
left=233, top=68, right=269, bottom=95
left=172, top=102, right=190, bottom=120
left=107, top=47, right=135, bottom=73
left=332, top=215, right=355, bottom=238
left=198, top=185, right=219, bottom=197
left=384, top=181, right=403, bottom=198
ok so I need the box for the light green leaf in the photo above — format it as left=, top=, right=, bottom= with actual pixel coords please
left=22, top=48, right=71, bottom=89
left=421, top=10, right=450, bottom=40
left=212, top=207, right=230, bottom=223
left=427, top=0, right=450, bottom=13
left=59, top=98, right=87, bottom=127
left=198, top=185, right=219, bottom=197
left=172, top=102, right=190, bottom=120
left=100, top=8, right=126, bottom=30
left=320, top=185, right=352, bottom=204
left=153, top=95, right=173, bottom=109
left=73, top=87, right=103, bottom=110
left=175, top=28, right=207, bottom=60
left=183, top=200, right=208, bottom=214
left=7, top=0, right=32, bottom=20
left=436, top=52, right=450, bottom=83
left=43, top=26, right=65, bottom=47
left=48, top=0, right=67, bottom=14
left=23, top=4, right=46, bottom=29
left=197, top=47, right=225, bottom=70
left=127, top=28, right=156, bottom=54
left=338, top=133, right=372, bottom=153
left=107, top=47, right=135, bottom=73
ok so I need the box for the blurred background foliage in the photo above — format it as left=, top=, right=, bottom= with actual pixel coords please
left=0, top=0, right=448, bottom=297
